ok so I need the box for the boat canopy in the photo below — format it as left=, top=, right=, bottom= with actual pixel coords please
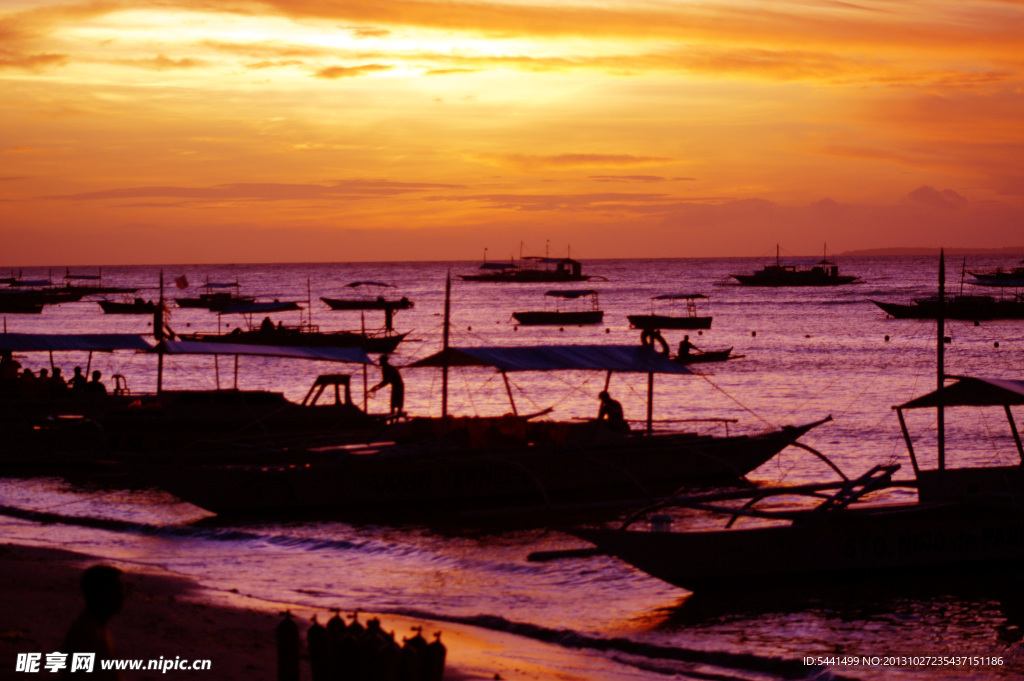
left=0, top=333, right=153, bottom=352
left=157, top=340, right=372, bottom=364
left=219, top=300, right=302, bottom=315
left=545, top=289, right=597, bottom=298
left=652, top=293, right=707, bottom=300
left=6, top=279, right=54, bottom=287
left=346, top=281, right=395, bottom=288
left=478, top=262, right=517, bottom=270
left=198, top=282, right=240, bottom=289
left=409, top=345, right=692, bottom=374
left=896, top=377, right=1024, bottom=409
left=523, top=257, right=579, bottom=264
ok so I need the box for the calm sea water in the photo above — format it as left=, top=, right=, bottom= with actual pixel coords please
left=3, top=255, right=1024, bottom=679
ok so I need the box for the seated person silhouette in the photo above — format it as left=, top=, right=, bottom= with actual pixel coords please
left=596, top=390, right=629, bottom=432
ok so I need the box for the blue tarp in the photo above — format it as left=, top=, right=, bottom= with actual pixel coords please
left=409, top=345, right=692, bottom=374
left=0, top=333, right=153, bottom=352
left=158, top=340, right=372, bottom=364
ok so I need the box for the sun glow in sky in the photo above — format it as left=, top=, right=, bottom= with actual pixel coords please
left=2, top=0, right=1024, bottom=265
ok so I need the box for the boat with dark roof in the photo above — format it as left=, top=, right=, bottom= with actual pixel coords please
left=732, top=245, right=859, bottom=287
left=628, top=294, right=713, bottom=330
left=460, top=256, right=595, bottom=283
left=512, top=290, right=604, bottom=326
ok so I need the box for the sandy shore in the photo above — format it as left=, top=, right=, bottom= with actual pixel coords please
left=0, top=542, right=646, bottom=681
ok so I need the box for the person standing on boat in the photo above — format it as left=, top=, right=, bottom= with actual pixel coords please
left=596, top=391, right=629, bottom=432
left=370, top=354, right=404, bottom=417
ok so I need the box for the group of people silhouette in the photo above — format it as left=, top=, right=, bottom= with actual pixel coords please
left=0, top=353, right=106, bottom=398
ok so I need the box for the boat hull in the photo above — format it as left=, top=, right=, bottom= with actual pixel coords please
left=732, top=273, right=858, bottom=287
left=512, top=311, right=604, bottom=326
left=98, top=300, right=156, bottom=314
left=871, top=297, right=1024, bottom=320
left=627, top=314, right=712, bottom=330
left=575, top=501, right=1024, bottom=592
left=155, top=420, right=823, bottom=517
left=321, top=297, right=413, bottom=311
left=674, top=348, right=736, bottom=364
left=181, top=329, right=406, bottom=353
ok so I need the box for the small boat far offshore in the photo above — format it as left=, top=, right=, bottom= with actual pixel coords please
left=321, top=281, right=414, bottom=311
left=628, top=293, right=712, bottom=331
left=731, top=245, right=859, bottom=287
left=460, top=256, right=596, bottom=283
left=512, top=290, right=604, bottom=326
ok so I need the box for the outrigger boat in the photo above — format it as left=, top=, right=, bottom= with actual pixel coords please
left=153, top=344, right=827, bottom=518
left=176, top=281, right=255, bottom=311
left=871, top=294, right=1024, bottom=320
left=98, top=297, right=158, bottom=314
left=321, top=281, right=414, bottom=311
left=731, top=245, right=859, bottom=287
left=628, top=294, right=712, bottom=331
left=0, top=332, right=383, bottom=463
left=512, top=290, right=603, bottom=326
left=967, top=260, right=1024, bottom=288
left=179, top=300, right=406, bottom=354
left=460, top=256, right=595, bottom=283
left=568, top=252, right=1024, bottom=592
left=150, top=276, right=826, bottom=519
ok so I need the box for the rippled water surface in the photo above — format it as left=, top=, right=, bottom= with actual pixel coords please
left=3, top=255, right=1024, bottom=679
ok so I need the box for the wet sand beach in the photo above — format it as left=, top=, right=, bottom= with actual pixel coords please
left=0, top=542, right=648, bottom=681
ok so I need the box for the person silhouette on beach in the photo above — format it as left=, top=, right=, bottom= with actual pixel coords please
left=62, top=565, right=124, bottom=679
left=369, top=355, right=404, bottom=416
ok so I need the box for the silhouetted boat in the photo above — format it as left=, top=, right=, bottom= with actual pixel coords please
left=182, top=326, right=406, bottom=354
left=153, top=344, right=828, bottom=517
left=673, top=347, right=739, bottom=364
left=967, top=260, right=1024, bottom=287
left=460, top=257, right=594, bottom=283
left=0, top=334, right=383, bottom=460
left=176, top=281, right=255, bottom=311
left=98, top=298, right=158, bottom=314
left=732, top=246, right=859, bottom=287
left=321, top=282, right=414, bottom=310
left=628, top=294, right=713, bottom=330
left=570, top=253, right=1024, bottom=593
left=871, top=294, right=1024, bottom=320
left=512, top=290, right=603, bottom=326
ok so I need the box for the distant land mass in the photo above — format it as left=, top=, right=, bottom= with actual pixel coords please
left=840, top=246, right=1024, bottom=256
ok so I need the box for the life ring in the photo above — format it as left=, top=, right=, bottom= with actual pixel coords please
left=640, top=329, right=669, bottom=356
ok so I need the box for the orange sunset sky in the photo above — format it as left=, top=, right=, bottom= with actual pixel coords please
left=2, top=0, right=1023, bottom=265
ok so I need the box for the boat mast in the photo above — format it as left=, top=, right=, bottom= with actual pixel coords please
left=156, top=270, right=165, bottom=395
left=442, top=271, right=451, bottom=418
left=937, top=249, right=946, bottom=470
